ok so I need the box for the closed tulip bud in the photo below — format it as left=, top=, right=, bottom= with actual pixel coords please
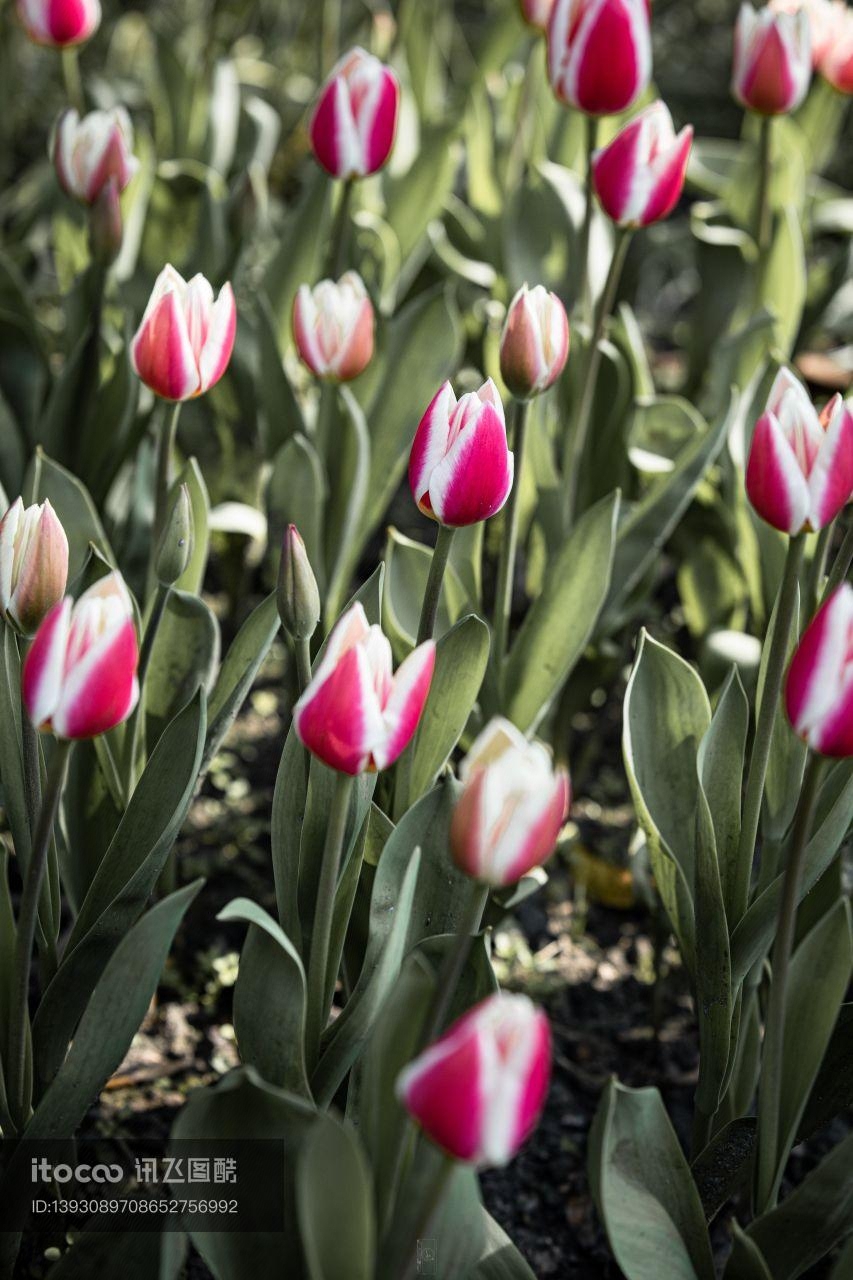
left=310, top=47, right=400, bottom=180
left=745, top=370, right=853, bottom=535
left=52, top=107, right=138, bottom=206
left=519, top=0, right=556, bottom=33
left=785, top=584, right=853, bottom=757
left=450, top=718, right=570, bottom=887
left=277, top=525, right=321, bottom=642
left=499, top=285, right=570, bottom=400
left=156, top=485, right=193, bottom=586
left=547, top=0, right=652, bottom=116
left=409, top=380, right=514, bottom=527
left=396, top=993, right=551, bottom=1167
left=292, top=272, right=374, bottom=383
left=17, top=0, right=100, bottom=47
left=294, top=602, right=434, bottom=774
left=732, top=3, right=812, bottom=115
left=592, top=102, right=694, bottom=227
left=88, top=178, right=123, bottom=266
left=131, top=265, right=237, bottom=402
left=23, top=571, right=139, bottom=739
left=0, top=499, right=69, bottom=638
left=818, top=6, right=853, bottom=91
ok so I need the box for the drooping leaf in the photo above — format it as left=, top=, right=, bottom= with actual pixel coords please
left=297, top=1113, right=375, bottom=1280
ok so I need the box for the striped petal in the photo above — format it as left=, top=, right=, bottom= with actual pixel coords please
left=52, top=616, right=139, bottom=739
left=808, top=397, right=853, bottom=531
left=408, top=382, right=456, bottom=514
left=294, top=643, right=380, bottom=775
left=745, top=410, right=811, bottom=533
left=131, top=289, right=200, bottom=401
left=428, top=403, right=514, bottom=527
left=373, top=640, right=435, bottom=770
left=22, top=598, right=72, bottom=730
left=198, top=283, right=237, bottom=393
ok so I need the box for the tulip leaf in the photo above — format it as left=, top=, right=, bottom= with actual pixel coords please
left=504, top=490, right=619, bottom=733
left=255, top=291, right=306, bottom=457
left=32, top=691, right=207, bottom=1090
left=589, top=1080, right=715, bottom=1280
left=758, top=205, right=807, bottom=359
left=297, top=1113, right=375, bottom=1280
left=219, top=898, right=310, bottom=1099
left=23, top=880, right=201, bottom=1140
left=173, top=456, right=210, bottom=596
left=724, top=1226, right=773, bottom=1280
left=324, top=386, right=371, bottom=624
left=382, top=527, right=471, bottom=657
left=473, top=1213, right=537, bottom=1279
left=693, top=786, right=732, bottom=1120
left=408, top=613, right=490, bottom=804
left=24, top=447, right=114, bottom=581
left=691, top=1117, right=757, bottom=1223
left=384, top=122, right=461, bottom=272
left=267, top=433, right=328, bottom=591
left=144, top=588, right=219, bottom=752
left=203, top=591, right=281, bottom=774
left=698, top=667, right=748, bottom=925
left=799, top=1003, right=853, bottom=1140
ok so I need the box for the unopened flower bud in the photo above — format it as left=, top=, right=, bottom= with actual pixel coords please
left=156, top=485, right=194, bottom=586
left=499, top=285, right=569, bottom=400
left=277, top=525, right=321, bottom=643
left=0, top=498, right=69, bottom=637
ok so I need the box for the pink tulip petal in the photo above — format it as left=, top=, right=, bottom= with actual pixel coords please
left=740, top=24, right=798, bottom=112
left=11, top=503, right=69, bottom=635
left=332, top=297, right=374, bottom=381
left=22, top=599, right=72, bottom=729
left=310, top=78, right=345, bottom=177
left=293, top=644, right=376, bottom=774
left=408, top=383, right=456, bottom=514
left=132, top=290, right=200, bottom=401
left=641, top=125, right=694, bottom=225
left=52, top=617, right=139, bottom=739
left=292, top=286, right=326, bottom=377
left=808, top=400, right=853, bottom=530
left=198, top=283, right=237, bottom=393
left=511, top=1014, right=552, bottom=1152
left=746, top=411, right=810, bottom=534
left=785, top=585, right=853, bottom=751
left=500, top=771, right=570, bottom=884
left=428, top=403, right=514, bottom=527
left=573, top=0, right=648, bottom=114
left=449, top=768, right=490, bottom=879
left=363, top=68, right=399, bottom=175
left=592, top=113, right=645, bottom=223
left=373, top=640, right=436, bottom=770
left=397, top=1022, right=485, bottom=1162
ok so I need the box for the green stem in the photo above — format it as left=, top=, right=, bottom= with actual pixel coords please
left=124, top=583, right=170, bottom=793
left=493, top=398, right=531, bottom=668
left=421, top=885, right=488, bottom=1048
left=154, top=402, right=182, bottom=545
left=416, top=525, right=456, bottom=646
left=755, top=115, right=774, bottom=260
left=7, top=739, right=72, bottom=1130
left=61, top=45, right=84, bottom=113
left=806, top=523, right=833, bottom=612
left=294, top=637, right=313, bottom=694
left=324, top=179, right=354, bottom=279
left=822, top=519, right=853, bottom=601
left=563, top=228, right=632, bottom=528
left=18, top=650, right=59, bottom=977
left=733, top=534, right=806, bottom=922
left=305, top=771, right=354, bottom=1065
left=576, top=114, right=599, bottom=326
left=755, top=752, right=825, bottom=1212
left=399, top=1156, right=455, bottom=1280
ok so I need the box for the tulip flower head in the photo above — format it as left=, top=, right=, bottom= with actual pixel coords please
left=592, top=101, right=694, bottom=228
left=818, top=4, right=853, bottom=91
left=745, top=370, right=853, bottom=535
left=52, top=107, right=138, bottom=206
left=732, top=3, right=812, bottom=114
left=293, top=602, right=435, bottom=775
left=131, top=266, right=236, bottom=402
left=770, top=0, right=844, bottom=67
left=292, top=272, right=374, bottom=383
left=310, top=47, right=400, bottom=180
left=277, top=525, right=321, bottom=643
left=785, top=584, right=853, bottom=758
left=519, top=0, right=557, bottom=33
left=17, top=0, right=100, bottom=47
left=396, top=993, right=551, bottom=1167
left=499, top=285, right=570, bottom=400
left=23, top=572, right=139, bottom=740
left=409, top=380, right=514, bottom=527
left=451, top=718, right=570, bottom=887
left=0, top=499, right=69, bottom=638
left=547, top=0, right=653, bottom=116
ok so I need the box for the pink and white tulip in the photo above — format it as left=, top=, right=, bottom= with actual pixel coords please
left=519, top=0, right=557, bottom=34
left=499, top=285, right=570, bottom=400
left=293, top=602, right=435, bottom=775
left=17, top=0, right=100, bottom=46
left=818, top=5, right=853, bottom=91
left=310, top=47, right=400, bottom=180
left=396, top=993, right=551, bottom=1167
left=770, top=0, right=844, bottom=68
left=131, top=265, right=236, bottom=402
left=52, top=107, right=138, bottom=206
left=23, top=572, right=139, bottom=740
left=745, top=370, right=853, bottom=535
left=785, top=584, right=853, bottom=758
left=0, top=499, right=69, bottom=638
left=451, top=718, right=570, bottom=887
left=732, top=3, right=812, bottom=114
left=547, top=0, right=652, bottom=116
left=292, top=272, right=374, bottom=382
left=409, top=380, right=514, bottom=527
left=592, top=102, right=694, bottom=228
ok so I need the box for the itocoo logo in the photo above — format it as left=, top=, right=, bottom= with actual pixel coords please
left=31, top=1159, right=123, bottom=1185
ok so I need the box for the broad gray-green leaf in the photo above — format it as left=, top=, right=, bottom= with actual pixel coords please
left=297, top=1114, right=375, bottom=1280
left=144, top=589, right=219, bottom=750
left=693, top=787, right=732, bottom=1119
left=255, top=292, right=306, bottom=457
left=173, top=457, right=210, bottom=596
left=203, top=592, right=281, bottom=774
left=724, top=1226, right=772, bottom=1279
left=698, top=668, right=748, bottom=925
left=24, top=448, right=113, bottom=580
left=267, top=433, right=327, bottom=590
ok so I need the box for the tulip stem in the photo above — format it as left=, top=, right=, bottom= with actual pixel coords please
left=823, top=518, right=853, bottom=601
left=563, top=228, right=632, bottom=528
left=577, top=114, right=600, bottom=326
left=7, top=739, right=72, bottom=1131
left=755, top=751, right=825, bottom=1213
left=417, top=524, right=456, bottom=645
left=325, top=178, right=354, bottom=279
left=294, top=637, right=313, bottom=694
left=493, top=398, right=531, bottom=667
left=755, top=115, right=774, bottom=260
left=61, top=46, right=85, bottom=114
left=806, top=522, right=833, bottom=611
left=124, top=582, right=170, bottom=795
left=733, top=533, right=806, bottom=923
left=154, top=401, right=182, bottom=545
left=422, top=885, right=489, bottom=1048
left=398, top=1155, right=455, bottom=1280
left=305, top=770, right=354, bottom=1065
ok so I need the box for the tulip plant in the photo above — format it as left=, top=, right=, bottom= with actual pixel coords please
left=1, top=0, right=853, bottom=1275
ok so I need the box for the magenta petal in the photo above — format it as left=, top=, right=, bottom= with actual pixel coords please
left=740, top=25, right=798, bottom=113
left=398, top=1025, right=484, bottom=1161
left=131, top=291, right=200, bottom=401
left=294, top=646, right=372, bottom=774
left=408, top=383, right=455, bottom=514
left=574, top=0, right=646, bottom=115
left=373, top=640, right=435, bottom=770
left=364, top=69, right=400, bottom=174
left=745, top=411, right=809, bottom=533
left=592, top=116, right=644, bottom=223
left=785, top=585, right=853, bottom=753
left=429, top=404, right=513, bottom=527
left=199, top=283, right=237, bottom=393
left=310, top=80, right=343, bottom=177
left=641, top=126, right=694, bottom=226
left=52, top=618, right=139, bottom=739
left=22, top=599, right=71, bottom=729
left=809, top=401, right=853, bottom=531
left=511, top=1013, right=552, bottom=1152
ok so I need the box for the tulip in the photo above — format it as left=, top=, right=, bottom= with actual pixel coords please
left=770, top=0, right=844, bottom=67
left=310, top=47, right=400, bottom=180
left=591, top=101, right=694, bottom=228
left=785, top=584, right=853, bottom=757
left=732, top=3, right=812, bottom=115
left=450, top=718, right=570, bottom=887
left=292, top=272, right=374, bottom=383
left=499, top=285, right=570, bottom=400
left=293, top=602, right=435, bottom=774
left=23, top=571, right=139, bottom=740
left=277, top=525, right=321, bottom=644
left=0, top=499, right=69, bottom=638
left=547, top=0, right=652, bottom=116
left=52, top=106, right=138, bottom=206
left=131, top=265, right=237, bottom=402
left=396, top=993, right=551, bottom=1167
left=519, top=0, right=557, bottom=33
left=409, top=380, right=514, bottom=528
left=818, top=5, right=853, bottom=91
left=745, top=370, right=853, bottom=535
left=16, top=0, right=100, bottom=46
